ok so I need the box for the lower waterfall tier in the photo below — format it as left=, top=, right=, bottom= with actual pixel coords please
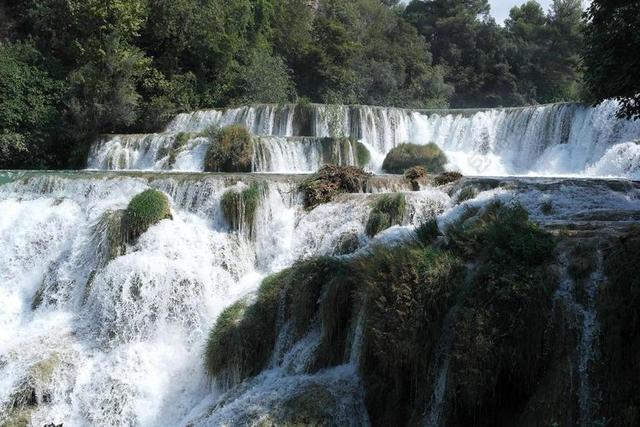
left=0, top=171, right=639, bottom=426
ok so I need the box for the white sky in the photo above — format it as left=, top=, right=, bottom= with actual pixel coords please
left=490, top=0, right=554, bottom=24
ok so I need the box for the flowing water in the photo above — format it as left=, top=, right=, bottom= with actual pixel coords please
left=89, top=101, right=640, bottom=177
left=4, top=101, right=640, bottom=427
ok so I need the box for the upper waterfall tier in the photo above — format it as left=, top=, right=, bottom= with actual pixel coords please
left=87, top=101, right=640, bottom=178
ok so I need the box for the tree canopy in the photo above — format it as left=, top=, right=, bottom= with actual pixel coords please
left=0, top=0, right=627, bottom=169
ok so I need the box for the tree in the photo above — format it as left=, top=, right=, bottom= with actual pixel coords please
left=0, top=41, right=64, bottom=168
left=583, top=0, right=640, bottom=119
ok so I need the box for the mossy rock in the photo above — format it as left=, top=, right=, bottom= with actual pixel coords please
left=123, top=189, right=172, bottom=241
left=203, top=125, right=253, bottom=172
left=365, top=193, right=406, bottom=237
left=279, top=384, right=338, bottom=426
left=299, top=165, right=371, bottom=209
left=333, top=232, right=361, bottom=255
left=404, top=166, right=427, bottom=191
left=220, top=184, right=261, bottom=238
left=382, top=143, right=447, bottom=174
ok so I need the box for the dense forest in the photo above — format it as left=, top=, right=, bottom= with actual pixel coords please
left=0, top=0, right=637, bottom=169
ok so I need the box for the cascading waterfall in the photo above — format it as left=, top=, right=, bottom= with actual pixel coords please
left=88, top=101, right=640, bottom=178
left=0, top=171, right=452, bottom=426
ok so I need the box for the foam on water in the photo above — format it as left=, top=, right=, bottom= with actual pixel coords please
left=89, top=101, right=640, bottom=178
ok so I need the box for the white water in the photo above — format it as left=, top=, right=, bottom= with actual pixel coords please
left=89, top=101, right=640, bottom=178
left=0, top=172, right=453, bottom=426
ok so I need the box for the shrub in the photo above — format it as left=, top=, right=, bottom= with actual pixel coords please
left=415, top=219, right=441, bottom=245
left=365, top=194, right=406, bottom=237
left=382, top=143, right=447, bottom=174
left=123, top=189, right=172, bottom=241
left=220, top=184, right=260, bottom=238
left=404, top=166, right=427, bottom=191
left=203, top=125, right=253, bottom=172
left=457, top=186, right=477, bottom=203
left=299, top=165, right=371, bottom=209
left=333, top=232, right=361, bottom=255
left=434, top=171, right=463, bottom=186
left=204, top=274, right=283, bottom=388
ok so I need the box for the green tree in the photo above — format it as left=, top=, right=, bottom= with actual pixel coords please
left=0, top=41, right=64, bottom=168
left=583, top=0, right=640, bottom=119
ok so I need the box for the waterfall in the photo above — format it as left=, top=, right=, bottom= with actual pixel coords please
left=87, top=101, right=640, bottom=178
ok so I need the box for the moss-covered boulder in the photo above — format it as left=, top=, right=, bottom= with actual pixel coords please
left=404, top=166, right=427, bottom=191
left=333, top=232, right=361, bottom=256
left=157, top=132, right=191, bottom=168
left=365, top=193, right=406, bottom=237
left=123, top=189, right=172, bottom=241
left=204, top=125, right=253, bottom=172
left=299, top=165, right=371, bottom=209
left=382, top=143, right=447, bottom=174
left=220, top=184, right=260, bottom=238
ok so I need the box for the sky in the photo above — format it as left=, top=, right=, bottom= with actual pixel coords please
left=489, top=0, right=554, bottom=24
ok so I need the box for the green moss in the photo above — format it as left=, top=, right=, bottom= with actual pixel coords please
left=415, top=219, right=441, bottom=245
left=299, top=165, right=370, bottom=209
left=220, top=184, right=261, bottom=238
left=596, top=227, right=640, bottom=426
left=382, top=143, right=447, bottom=174
left=203, top=125, right=253, bottom=172
left=319, top=137, right=370, bottom=168
left=355, top=141, right=370, bottom=167
left=457, top=186, right=477, bottom=203
left=358, top=244, right=465, bottom=425
left=123, top=189, right=172, bottom=241
left=205, top=273, right=284, bottom=387
left=365, top=193, right=406, bottom=237
left=333, top=232, right=361, bottom=255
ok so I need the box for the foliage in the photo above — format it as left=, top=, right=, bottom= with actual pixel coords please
left=0, top=41, right=64, bottom=168
left=220, top=184, right=261, bottom=238
left=365, top=194, right=406, bottom=237
left=203, top=125, right=253, bottom=172
left=123, top=189, right=172, bottom=241
left=1, top=0, right=591, bottom=168
left=403, top=165, right=427, bottom=191
left=299, top=165, right=371, bottom=209
left=597, top=227, right=640, bottom=426
left=382, top=143, right=447, bottom=174
left=583, top=1, right=640, bottom=119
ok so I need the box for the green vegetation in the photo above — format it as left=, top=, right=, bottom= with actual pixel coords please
left=299, top=165, right=370, bottom=209
left=434, top=171, right=463, bottom=186
left=597, top=227, right=640, bottom=426
left=205, top=257, right=353, bottom=386
left=205, top=200, right=561, bottom=425
left=220, top=184, right=261, bottom=237
left=457, top=186, right=478, bottom=203
left=333, top=232, right=361, bottom=256
left=123, top=189, right=172, bottom=241
left=404, top=166, right=427, bottom=191
left=365, top=194, right=406, bottom=237
left=0, top=0, right=594, bottom=169
left=204, top=125, right=253, bottom=172
left=320, top=137, right=370, bottom=168
left=382, top=143, right=447, bottom=174
left=584, top=1, right=640, bottom=119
